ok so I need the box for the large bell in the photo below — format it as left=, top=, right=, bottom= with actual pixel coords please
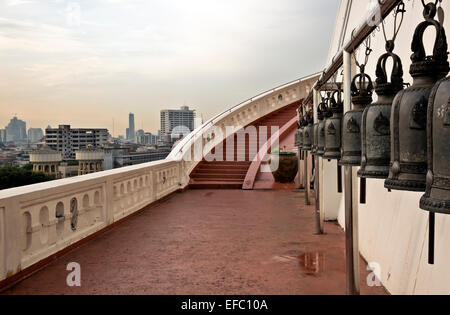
left=359, top=41, right=404, bottom=179
left=420, top=75, right=450, bottom=265
left=340, top=65, right=373, bottom=166
left=302, top=110, right=314, bottom=151
left=385, top=2, right=449, bottom=191
left=317, top=95, right=332, bottom=156
left=420, top=75, right=450, bottom=213
left=324, top=89, right=344, bottom=160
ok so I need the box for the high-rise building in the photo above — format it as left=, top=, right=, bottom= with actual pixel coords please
left=5, top=116, right=27, bottom=143
left=136, top=129, right=145, bottom=138
left=45, top=125, right=109, bottom=160
left=128, top=113, right=136, bottom=143
left=137, top=132, right=158, bottom=146
left=0, top=129, right=6, bottom=144
left=27, top=128, right=44, bottom=143
left=160, top=106, right=195, bottom=142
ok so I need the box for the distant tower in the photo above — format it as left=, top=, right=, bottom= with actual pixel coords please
left=128, top=113, right=136, bottom=143
left=5, top=116, right=27, bottom=143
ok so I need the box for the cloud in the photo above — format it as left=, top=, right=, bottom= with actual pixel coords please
left=0, top=17, right=87, bottom=53
left=5, top=0, right=35, bottom=7
left=0, top=0, right=339, bottom=133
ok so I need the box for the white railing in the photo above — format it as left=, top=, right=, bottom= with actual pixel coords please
left=0, top=159, right=184, bottom=282
left=0, top=73, right=318, bottom=284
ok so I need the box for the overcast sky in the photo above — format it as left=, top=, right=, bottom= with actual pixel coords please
left=0, top=0, right=339, bottom=135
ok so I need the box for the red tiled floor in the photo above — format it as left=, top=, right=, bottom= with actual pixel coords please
left=2, top=189, right=387, bottom=295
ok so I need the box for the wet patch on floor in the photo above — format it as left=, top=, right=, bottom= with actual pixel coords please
left=270, top=250, right=324, bottom=277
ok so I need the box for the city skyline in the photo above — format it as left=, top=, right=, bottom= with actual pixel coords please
left=0, top=0, right=338, bottom=135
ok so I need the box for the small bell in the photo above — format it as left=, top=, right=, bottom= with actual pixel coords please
left=317, top=94, right=333, bottom=156
left=340, top=65, right=373, bottom=166
left=324, top=88, right=344, bottom=161
left=359, top=40, right=404, bottom=179
left=302, top=110, right=314, bottom=151
left=385, top=1, right=449, bottom=191
left=312, top=101, right=325, bottom=156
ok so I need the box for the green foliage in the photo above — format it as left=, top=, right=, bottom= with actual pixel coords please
left=271, top=147, right=282, bottom=154
left=0, top=166, right=55, bottom=190
left=22, top=163, right=34, bottom=171
left=271, top=147, right=296, bottom=155
left=67, top=160, right=79, bottom=166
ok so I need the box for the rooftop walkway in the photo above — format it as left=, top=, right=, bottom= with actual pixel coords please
left=2, top=189, right=387, bottom=295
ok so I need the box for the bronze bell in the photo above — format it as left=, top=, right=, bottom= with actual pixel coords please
left=324, top=89, right=343, bottom=160
left=421, top=75, right=450, bottom=214
left=420, top=75, right=450, bottom=264
left=302, top=110, right=314, bottom=151
left=311, top=108, right=321, bottom=155
left=340, top=65, right=374, bottom=166
left=311, top=115, right=319, bottom=155
left=296, top=113, right=306, bottom=149
left=359, top=40, right=404, bottom=179
left=385, top=2, right=449, bottom=191
left=317, top=95, right=332, bottom=156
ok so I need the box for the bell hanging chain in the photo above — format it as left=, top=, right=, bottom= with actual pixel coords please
left=381, top=1, right=406, bottom=51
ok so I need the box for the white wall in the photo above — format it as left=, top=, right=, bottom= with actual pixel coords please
left=322, top=0, right=450, bottom=294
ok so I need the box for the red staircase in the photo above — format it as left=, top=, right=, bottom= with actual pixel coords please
left=189, top=101, right=300, bottom=189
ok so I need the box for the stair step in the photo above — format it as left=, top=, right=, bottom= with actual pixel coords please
left=189, top=102, right=298, bottom=190
left=189, top=181, right=243, bottom=190
left=194, top=169, right=247, bottom=175
left=194, top=174, right=246, bottom=180
left=202, top=161, right=250, bottom=166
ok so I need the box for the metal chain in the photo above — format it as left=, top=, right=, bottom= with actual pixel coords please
left=381, top=1, right=406, bottom=43
left=353, top=35, right=372, bottom=70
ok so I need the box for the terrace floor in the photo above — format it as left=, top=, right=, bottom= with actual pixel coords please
left=2, top=189, right=387, bottom=295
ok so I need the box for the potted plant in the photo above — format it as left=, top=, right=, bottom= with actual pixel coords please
left=270, top=147, right=298, bottom=183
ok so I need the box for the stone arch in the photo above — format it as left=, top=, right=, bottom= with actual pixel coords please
left=21, top=212, right=32, bottom=251
left=39, top=206, right=50, bottom=245
left=83, top=194, right=90, bottom=209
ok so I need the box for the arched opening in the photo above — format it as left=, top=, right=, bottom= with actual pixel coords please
left=56, top=202, right=65, bottom=237
left=83, top=194, right=90, bottom=209
left=39, top=206, right=49, bottom=245
left=94, top=191, right=101, bottom=205
left=21, top=212, right=32, bottom=251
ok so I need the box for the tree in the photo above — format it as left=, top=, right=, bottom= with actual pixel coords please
left=0, top=166, right=55, bottom=190
left=22, top=163, right=33, bottom=171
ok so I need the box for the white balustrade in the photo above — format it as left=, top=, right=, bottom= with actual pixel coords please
left=0, top=159, right=184, bottom=282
